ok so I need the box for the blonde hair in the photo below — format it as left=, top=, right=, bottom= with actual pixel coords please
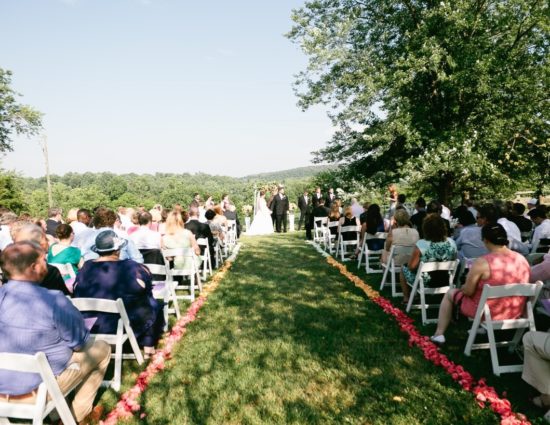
left=66, top=208, right=78, bottom=223
left=344, top=206, right=353, bottom=219
left=165, top=211, right=184, bottom=234
left=394, top=209, right=411, bottom=227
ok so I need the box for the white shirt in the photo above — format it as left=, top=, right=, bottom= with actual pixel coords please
left=498, top=218, right=528, bottom=255
left=71, top=222, right=95, bottom=251
left=0, top=225, right=13, bottom=250
left=531, top=219, right=550, bottom=253
left=129, top=226, right=161, bottom=250
left=441, top=205, right=451, bottom=221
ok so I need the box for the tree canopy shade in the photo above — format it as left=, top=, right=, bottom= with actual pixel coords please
left=287, top=0, right=549, bottom=203
left=0, top=68, right=43, bottom=152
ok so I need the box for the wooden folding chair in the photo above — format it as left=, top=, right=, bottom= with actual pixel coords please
left=379, top=244, right=413, bottom=297
left=406, top=260, right=459, bottom=325
left=464, top=281, right=543, bottom=376
left=70, top=298, right=144, bottom=391
left=0, top=352, right=77, bottom=425
left=145, top=263, right=181, bottom=327
left=196, top=238, right=213, bottom=281
left=357, top=232, right=387, bottom=273
left=335, top=225, right=360, bottom=262
left=162, top=248, right=201, bottom=302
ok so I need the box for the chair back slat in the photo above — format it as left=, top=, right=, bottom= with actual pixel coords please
left=418, top=260, right=458, bottom=273
left=70, top=297, right=119, bottom=313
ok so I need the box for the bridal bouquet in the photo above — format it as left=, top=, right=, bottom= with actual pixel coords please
left=288, top=202, right=297, bottom=212
left=242, top=205, right=253, bottom=217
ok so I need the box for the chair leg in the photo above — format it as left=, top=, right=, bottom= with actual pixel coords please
left=485, top=320, right=501, bottom=376
left=380, top=263, right=389, bottom=291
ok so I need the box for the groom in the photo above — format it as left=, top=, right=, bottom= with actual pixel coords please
left=271, top=186, right=289, bottom=233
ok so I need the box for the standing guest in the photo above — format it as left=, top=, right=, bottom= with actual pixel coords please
left=529, top=208, right=550, bottom=253
left=75, top=230, right=164, bottom=358
left=400, top=214, right=457, bottom=304
left=387, top=184, right=398, bottom=217
left=325, top=188, right=336, bottom=207
left=71, top=209, right=95, bottom=251
left=186, top=206, right=216, bottom=267
left=0, top=211, right=17, bottom=250
left=410, top=197, right=427, bottom=238
left=130, top=212, right=161, bottom=250
left=81, top=207, right=143, bottom=263
left=10, top=222, right=70, bottom=295
left=0, top=242, right=110, bottom=424
left=45, top=207, right=63, bottom=237
left=522, top=331, right=550, bottom=412
left=297, top=190, right=310, bottom=231
left=397, top=194, right=411, bottom=216
left=312, top=187, right=323, bottom=207
left=381, top=209, right=419, bottom=265
left=430, top=224, right=529, bottom=344
left=48, top=224, right=83, bottom=274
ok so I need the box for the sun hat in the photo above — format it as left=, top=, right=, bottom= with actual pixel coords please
left=91, top=229, right=127, bottom=253
left=527, top=198, right=538, bottom=206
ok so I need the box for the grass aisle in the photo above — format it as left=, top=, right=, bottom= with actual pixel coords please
left=113, top=233, right=498, bottom=424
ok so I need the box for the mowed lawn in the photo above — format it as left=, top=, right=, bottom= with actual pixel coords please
left=98, top=233, right=503, bottom=424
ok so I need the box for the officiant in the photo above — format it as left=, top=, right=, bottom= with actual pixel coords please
left=271, top=186, right=290, bottom=233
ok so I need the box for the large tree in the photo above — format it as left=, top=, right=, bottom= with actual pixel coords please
left=288, top=0, right=549, bottom=203
left=0, top=67, right=43, bottom=152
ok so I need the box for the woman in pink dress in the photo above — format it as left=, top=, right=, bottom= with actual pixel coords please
left=430, top=223, right=531, bottom=345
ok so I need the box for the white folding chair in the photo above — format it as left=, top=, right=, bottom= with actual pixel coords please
left=406, top=260, right=459, bottom=325
left=324, top=221, right=339, bottom=253
left=225, top=220, right=237, bottom=254
left=162, top=248, right=201, bottom=302
left=313, top=217, right=328, bottom=244
left=335, top=225, right=360, bottom=262
left=70, top=298, right=144, bottom=391
left=464, top=281, right=543, bottom=376
left=196, top=238, right=213, bottom=281
left=357, top=232, right=387, bottom=273
left=379, top=244, right=413, bottom=297
left=145, top=263, right=181, bottom=327
left=0, top=352, right=77, bottom=425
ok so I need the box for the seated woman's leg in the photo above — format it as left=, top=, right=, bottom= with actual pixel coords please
left=399, top=270, right=410, bottom=301
left=432, top=288, right=459, bottom=340
left=522, top=331, right=550, bottom=407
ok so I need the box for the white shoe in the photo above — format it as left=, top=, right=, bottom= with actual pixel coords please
left=430, top=334, right=446, bottom=345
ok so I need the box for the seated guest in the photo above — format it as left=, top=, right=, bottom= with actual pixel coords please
left=0, top=242, right=110, bottom=424
left=328, top=203, right=341, bottom=235
left=410, top=197, right=427, bottom=238
left=162, top=210, right=201, bottom=270
left=522, top=331, right=550, bottom=411
left=427, top=200, right=451, bottom=236
left=495, top=201, right=528, bottom=254
left=74, top=230, right=164, bottom=358
left=312, top=198, right=330, bottom=218
left=205, top=209, right=225, bottom=243
left=456, top=204, right=495, bottom=260
left=129, top=211, right=161, bottom=250
left=400, top=214, right=457, bottom=304
left=81, top=207, right=143, bottom=263
left=126, top=211, right=140, bottom=236
left=509, top=202, right=534, bottom=234
left=0, top=211, right=17, bottom=250
left=148, top=205, right=162, bottom=232
left=48, top=224, right=83, bottom=274
left=451, top=205, right=476, bottom=239
left=531, top=253, right=550, bottom=283
left=359, top=204, right=386, bottom=251
left=212, top=205, right=228, bottom=229
left=359, top=201, right=370, bottom=225
left=529, top=208, right=550, bottom=253
left=71, top=209, right=95, bottom=251
left=430, top=224, right=530, bottom=344
left=381, top=209, right=419, bottom=265
left=223, top=204, right=241, bottom=238
left=186, top=206, right=216, bottom=267
left=10, top=222, right=70, bottom=295
left=465, top=199, right=478, bottom=221
left=66, top=208, right=79, bottom=226
left=45, top=207, right=63, bottom=237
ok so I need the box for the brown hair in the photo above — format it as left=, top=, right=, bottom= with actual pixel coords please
left=55, top=223, right=74, bottom=240
left=93, top=207, right=118, bottom=228
left=422, top=214, right=447, bottom=243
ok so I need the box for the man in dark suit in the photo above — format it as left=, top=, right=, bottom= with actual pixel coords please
left=325, top=188, right=336, bottom=207
left=45, top=207, right=63, bottom=237
left=271, top=186, right=290, bottom=233
left=312, top=187, right=323, bottom=207
left=185, top=206, right=216, bottom=267
left=410, top=197, right=427, bottom=238
left=312, top=198, right=330, bottom=218
left=297, top=190, right=310, bottom=230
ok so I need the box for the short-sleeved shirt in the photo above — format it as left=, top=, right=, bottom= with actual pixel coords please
left=0, top=281, right=88, bottom=395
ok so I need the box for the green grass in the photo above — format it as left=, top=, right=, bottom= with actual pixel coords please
left=95, top=233, right=546, bottom=424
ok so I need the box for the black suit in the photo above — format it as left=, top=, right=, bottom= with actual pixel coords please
left=312, top=193, right=323, bottom=207
left=271, top=194, right=290, bottom=232
left=185, top=219, right=216, bottom=267
left=224, top=210, right=241, bottom=238
left=325, top=194, right=336, bottom=207
left=297, top=195, right=310, bottom=230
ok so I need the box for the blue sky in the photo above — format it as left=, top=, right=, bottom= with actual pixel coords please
left=0, top=0, right=332, bottom=177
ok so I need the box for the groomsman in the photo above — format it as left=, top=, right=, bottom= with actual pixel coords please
left=312, top=187, right=323, bottom=207
left=271, top=186, right=290, bottom=233
left=297, top=190, right=310, bottom=230
left=325, top=188, right=336, bottom=207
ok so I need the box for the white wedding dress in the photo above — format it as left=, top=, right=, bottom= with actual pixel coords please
left=247, top=196, right=274, bottom=236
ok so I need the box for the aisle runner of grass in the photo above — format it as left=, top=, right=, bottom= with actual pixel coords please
left=104, top=233, right=499, bottom=424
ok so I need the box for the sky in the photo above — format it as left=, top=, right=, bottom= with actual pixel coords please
left=0, top=0, right=333, bottom=178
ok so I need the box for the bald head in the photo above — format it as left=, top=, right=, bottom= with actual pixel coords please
left=0, top=241, right=45, bottom=281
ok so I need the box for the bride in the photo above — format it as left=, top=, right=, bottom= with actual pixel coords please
left=247, top=191, right=274, bottom=236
